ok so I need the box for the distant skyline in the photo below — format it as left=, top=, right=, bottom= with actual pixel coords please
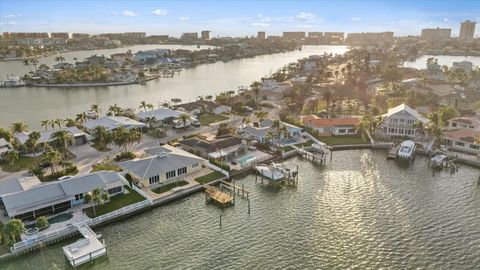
left=1, top=0, right=479, bottom=37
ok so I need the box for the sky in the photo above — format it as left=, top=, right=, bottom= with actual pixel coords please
left=1, top=0, right=479, bottom=37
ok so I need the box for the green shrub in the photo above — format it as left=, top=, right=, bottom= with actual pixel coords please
left=36, top=216, right=49, bottom=229
left=114, top=152, right=136, bottom=161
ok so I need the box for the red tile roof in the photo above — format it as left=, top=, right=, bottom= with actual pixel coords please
left=443, top=128, right=480, bottom=143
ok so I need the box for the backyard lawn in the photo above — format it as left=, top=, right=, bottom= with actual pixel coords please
left=0, top=155, right=43, bottom=172
left=199, top=114, right=229, bottom=126
left=151, top=180, right=189, bottom=194
left=195, top=171, right=225, bottom=184
left=84, top=186, right=146, bottom=218
left=318, top=136, right=368, bottom=145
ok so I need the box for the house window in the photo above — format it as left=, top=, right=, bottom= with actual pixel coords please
left=74, top=193, right=84, bottom=201
left=348, top=128, right=355, bottom=133
left=177, top=167, right=187, bottom=176
left=166, top=170, right=177, bottom=179
left=108, top=186, right=123, bottom=195
left=192, top=163, right=199, bottom=168
left=149, top=175, right=160, bottom=185
left=452, top=123, right=457, bottom=127
left=455, top=141, right=465, bottom=147
left=399, top=129, right=404, bottom=134
left=338, top=129, right=346, bottom=134
left=470, top=144, right=480, bottom=150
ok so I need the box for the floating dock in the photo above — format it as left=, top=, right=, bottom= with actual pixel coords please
left=62, top=224, right=107, bottom=267
left=387, top=145, right=400, bottom=160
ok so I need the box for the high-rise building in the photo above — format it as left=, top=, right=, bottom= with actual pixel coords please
left=421, top=27, right=451, bottom=41
left=181, top=32, right=199, bottom=40
left=459, top=20, right=476, bottom=42
left=257, top=31, right=266, bottom=40
left=201, top=31, right=210, bottom=40
left=308, top=32, right=323, bottom=38
left=72, top=33, right=90, bottom=39
left=50, top=32, right=69, bottom=39
left=345, top=32, right=394, bottom=45
left=282, top=32, right=306, bottom=40
left=323, top=32, right=344, bottom=43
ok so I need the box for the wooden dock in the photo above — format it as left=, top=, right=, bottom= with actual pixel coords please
left=62, top=224, right=107, bottom=267
left=297, top=147, right=327, bottom=165
left=204, top=185, right=234, bottom=206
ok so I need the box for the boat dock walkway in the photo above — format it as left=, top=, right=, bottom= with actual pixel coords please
left=387, top=145, right=399, bottom=160
left=62, top=223, right=107, bottom=268
left=296, top=146, right=328, bottom=165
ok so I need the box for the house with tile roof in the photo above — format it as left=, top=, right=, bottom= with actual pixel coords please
left=300, top=115, right=359, bottom=136
left=443, top=116, right=480, bottom=154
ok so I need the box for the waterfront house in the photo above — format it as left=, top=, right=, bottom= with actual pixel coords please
left=83, top=116, right=147, bottom=132
left=0, top=138, right=13, bottom=156
left=117, top=145, right=206, bottom=187
left=179, top=135, right=247, bottom=162
left=85, top=55, right=108, bottom=65
left=239, top=119, right=302, bottom=143
left=111, top=53, right=133, bottom=63
left=137, top=108, right=184, bottom=127
left=53, top=63, right=75, bottom=70
left=134, top=49, right=170, bottom=62
left=0, top=171, right=126, bottom=221
left=174, top=100, right=231, bottom=115
left=377, top=103, right=428, bottom=139
left=301, top=115, right=359, bottom=136
left=14, top=127, right=88, bottom=147
left=452, top=61, right=473, bottom=74
left=443, top=129, right=480, bottom=154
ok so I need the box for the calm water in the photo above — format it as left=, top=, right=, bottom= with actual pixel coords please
left=3, top=150, right=480, bottom=269
left=404, top=55, right=480, bottom=69
left=0, top=45, right=347, bottom=128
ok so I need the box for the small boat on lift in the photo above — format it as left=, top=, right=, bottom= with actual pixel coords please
left=254, top=164, right=284, bottom=180
left=397, top=140, right=416, bottom=160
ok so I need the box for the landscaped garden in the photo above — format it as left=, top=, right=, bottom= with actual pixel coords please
left=84, top=186, right=146, bottom=218
left=195, top=171, right=225, bottom=184
left=0, top=155, right=43, bottom=172
left=199, top=114, right=229, bottom=126
left=151, top=180, right=189, bottom=194
left=318, top=136, right=368, bottom=145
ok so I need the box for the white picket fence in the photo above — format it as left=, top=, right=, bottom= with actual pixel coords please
left=207, top=162, right=230, bottom=177
left=130, top=184, right=153, bottom=204
left=11, top=200, right=151, bottom=252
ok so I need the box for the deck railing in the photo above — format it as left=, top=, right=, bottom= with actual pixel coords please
left=11, top=200, right=151, bottom=252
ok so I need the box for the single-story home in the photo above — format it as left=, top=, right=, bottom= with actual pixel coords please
left=174, top=100, right=231, bottom=115
left=137, top=108, right=184, bottom=127
left=83, top=116, right=147, bottom=132
left=180, top=135, right=247, bottom=162
left=117, top=145, right=206, bottom=187
left=14, top=127, right=88, bottom=147
left=0, top=138, right=13, bottom=155
left=240, top=119, right=302, bottom=143
left=0, top=171, right=126, bottom=221
left=447, top=116, right=480, bottom=130
left=301, top=115, right=359, bottom=136
left=443, top=129, right=480, bottom=154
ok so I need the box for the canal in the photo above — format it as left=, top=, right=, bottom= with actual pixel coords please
left=2, top=150, right=480, bottom=269
left=0, top=45, right=347, bottom=128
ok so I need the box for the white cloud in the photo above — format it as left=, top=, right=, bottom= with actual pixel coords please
left=296, top=12, right=315, bottom=22
left=443, top=18, right=449, bottom=22
left=111, top=11, right=118, bottom=16
left=0, top=21, right=16, bottom=26
left=122, top=10, right=138, bottom=17
left=351, top=17, right=362, bottom=22
left=178, top=16, right=190, bottom=21
left=152, top=9, right=167, bottom=16
left=5, top=14, right=16, bottom=18
left=251, top=22, right=270, bottom=27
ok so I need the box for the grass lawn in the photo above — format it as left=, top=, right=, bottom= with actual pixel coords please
left=199, top=114, right=229, bottom=126
left=295, top=140, right=314, bottom=148
left=318, top=136, right=368, bottom=146
left=195, top=171, right=225, bottom=184
left=282, top=145, right=295, bottom=152
left=91, top=163, right=122, bottom=172
left=84, top=186, right=146, bottom=218
left=151, top=180, right=189, bottom=194
left=0, top=155, right=43, bottom=172
left=91, top=142, right=111, bottom=152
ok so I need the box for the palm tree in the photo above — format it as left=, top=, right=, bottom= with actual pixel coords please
left=271, top=120, right=281, bottom=139
left=92, top=126, right=110, bottom=148
left=108, top=104, right=122, bottom=116
left=23, top=59, right=32, bottom=72
left=54, top=55, right=65, bottom=64
left=179, top=113, right=190, bottom=129
left=54, top=118, right=63, bottom=129
left=413, top=120, right=426, bottom=145
left=64, top=118, right=77, bottom=127
left=205, top=95, right=213, bottom=101
left=90, top=104, right=99, bottom=118
left=50, top=130, right=74, bottom=157
left=11, top=121, right=28, bottom=134
left=426, top=112, right=442, bottom=148
left=145, top=116, right=156, bottom=129
left=250, top=81, right=261, bottom=109
left=49, top=119, right=56, bottom=130
left=30, top=57, right=39, bottom=73
left=1, top=150, right=19, bottom=165
left=254, top=111, right=268, bottom=121
left=84, top=188, right=109, bottom=217
left=26, top=131, right=41, bottom=153
left=4, top=219, right=25, bottom=242
left=76, top=113, right=87, bottom=125
left=139, top=100, right=148, bottom=112
left=43, top=147, right=62, bottom=174
left=147, top=103, right=154, bottom=111
left=41, top=120, right=50, bottom=131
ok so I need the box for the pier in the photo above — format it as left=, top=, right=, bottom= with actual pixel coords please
left=62, top=223, right=107, bottom=268
left=204, top=185, right=234, bottom=206
left=387, top=145, right=400, bottom=160
left=297, top=147, right=327, bottom=165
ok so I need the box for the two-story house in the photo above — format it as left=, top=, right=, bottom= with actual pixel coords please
left=378, top=103, right=428, bottom=139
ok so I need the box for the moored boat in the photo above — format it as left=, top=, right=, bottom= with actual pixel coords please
left=397, top=140, right=416, bottom=160
left=254, top=164, right=284, bottom=180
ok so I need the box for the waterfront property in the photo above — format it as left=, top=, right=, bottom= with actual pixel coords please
left=0, top=137, right=13, bottom=155
left=137, top=107, right=184, bottom=127
left=443, top=128, right=480, bottom=154
left=117, top=145, right=206, bottom=188
left=239, top=119, right=302, bottom=143
left=83, top=116, right=147, bottom=132
left=0, top=171, right=126, bottom=221
left=301, top=115, right=359, bottom=136
left=174, top=100, right=231, bottom=115
left=378, top=103, right=428, bottom=139
left=14, top=126, right=88, bottom=147
left=179, top=135, right=247, bottom=162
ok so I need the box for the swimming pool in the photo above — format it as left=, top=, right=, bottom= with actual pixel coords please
left=236, top=155, right=256, bottom=165
left=48, top=212, right=73, bottom=224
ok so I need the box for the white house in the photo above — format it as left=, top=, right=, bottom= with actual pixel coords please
left=0, top=138, right=13, bottom=155
left=83, top=116, right=147, bottom=132
left=137, top=108, right=184, bottom=127
left=240, top=119, right=302, bottom=143
left=301, top=115, right=359, bottom=136
left=117, top=145, right=206, bottom=187
left=378, top=103, right=428, bottom=139
left=443, top=116, right=480, bottom=154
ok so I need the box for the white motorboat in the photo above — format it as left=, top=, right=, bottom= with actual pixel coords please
left=1, top=75, right=26, bottom=87
left=254, top=164, right=284, bottom=180
left=397, top=140, right=416, bottom=159
left=431, top=154, right=447, bottom=168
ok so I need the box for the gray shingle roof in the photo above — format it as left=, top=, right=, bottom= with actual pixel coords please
left=137, top=108, right=183, bottom=121
left=83, top=116, right=146, bottom=131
